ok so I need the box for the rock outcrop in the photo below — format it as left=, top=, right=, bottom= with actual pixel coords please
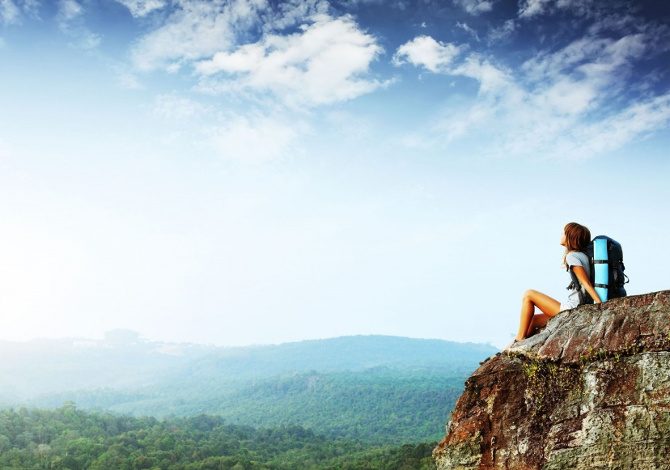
left=433, top=290, right=670, bottom=470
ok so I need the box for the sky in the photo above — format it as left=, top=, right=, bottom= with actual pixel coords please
left=1, top=0, right=669, bottom=349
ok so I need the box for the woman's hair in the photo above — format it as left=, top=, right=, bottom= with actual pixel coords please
left=562, top=222, right=591, bottom=268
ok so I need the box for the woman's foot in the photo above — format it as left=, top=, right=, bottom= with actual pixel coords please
left=503, top=338, right=520, bottom=351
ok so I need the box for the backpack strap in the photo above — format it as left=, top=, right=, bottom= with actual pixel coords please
left=566, top=265, right=593, bottom=305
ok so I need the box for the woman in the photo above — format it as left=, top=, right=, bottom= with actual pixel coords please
left=508, top=222, right=602, bottom=348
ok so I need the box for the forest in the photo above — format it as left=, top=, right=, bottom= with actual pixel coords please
left=35, top=368, right=466, bottom=444
left=0, top=405, right=436, bottom=469
left=0, top=335, right=496, bottom=468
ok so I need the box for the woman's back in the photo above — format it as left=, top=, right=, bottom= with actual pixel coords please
left=564, top=250, right=590, bottom=309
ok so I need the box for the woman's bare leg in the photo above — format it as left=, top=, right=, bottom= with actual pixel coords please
left=525, top=313, right=550, bottom=337
left=515, top=289, right=561, bottom=341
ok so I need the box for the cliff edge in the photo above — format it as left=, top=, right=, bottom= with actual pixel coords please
left=433, top=290, right=670, bottom=470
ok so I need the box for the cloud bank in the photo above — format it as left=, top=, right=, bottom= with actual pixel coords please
left=393, top=4, right=670, bottom=160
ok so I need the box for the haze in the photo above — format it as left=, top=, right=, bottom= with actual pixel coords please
left=1, top=0, right=669, bottom=349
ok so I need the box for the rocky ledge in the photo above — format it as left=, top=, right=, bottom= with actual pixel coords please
left=433, top=290, right=670, bottom=470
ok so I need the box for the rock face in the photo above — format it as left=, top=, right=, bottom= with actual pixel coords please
left=433, top=290, right=670, bottom=470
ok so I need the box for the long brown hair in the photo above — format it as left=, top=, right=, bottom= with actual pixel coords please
left=562, top=222, right=591, bottom=269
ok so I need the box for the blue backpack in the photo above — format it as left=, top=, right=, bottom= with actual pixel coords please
left=568, top=235, right=629, bottom=303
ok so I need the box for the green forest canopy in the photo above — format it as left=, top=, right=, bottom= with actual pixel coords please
left=0, top=406, right=436, bottom=470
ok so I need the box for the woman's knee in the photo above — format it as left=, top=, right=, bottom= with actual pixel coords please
left=523, top=289, right=538, bottom=301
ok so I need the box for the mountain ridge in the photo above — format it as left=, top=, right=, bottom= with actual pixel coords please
left=1, top=334, right=497, bottom=444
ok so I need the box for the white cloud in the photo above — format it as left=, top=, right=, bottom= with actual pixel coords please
left=394, top=35, right=508, bottom=94
left=207, top=112, right=308, bottom=164
left=56, top=0, right=101, bottom=49
left=392, top=35, right=462, bottom=73
left=521, top=37, right=608, bottom=81
left=340, top=0, right=409, bottom=10
left=536, top=78, right=596, bottom=115
left=20, top=0, right=38, bottom=17
left=131, top=1, right=389, bottom=108
left=58, top=0, right=84, bottom=21
left=394, top=25, right=670, bottom=160
left=521, top=33, right=648, bottom=101
left=499, top=92, right=670, bottom=160
left=115, top=0, right=166, bottom=17
left=195, top=13, right=390, bottom=108
left=491, top=31, right=654, bottom=152
left=518, top=0, right=550, bottom=18
left=456, top=21, right=480, bottom=41
left=454, top=0, right=495, bottom=15
left=152, top=94, right=209, bottom=119
left=131, top=0, right=268, bottom=72
left=0, top=0, right=46, bottom=24
left=488, top=19, right=515, bottom=43
left=0, top=0, right=20, bottom=24
left=451, top=54, right=510, bottom=94
left=117, top=71, right=142, bottom=90
left=258, top=0, right=329, bottom=32
left=196, top=42, right=265, bottom=75
left=519, top=0, right=595, bottom=19
left=564, top=94, right=670, bottom=157
left=322, top=108, right=374, bottom=142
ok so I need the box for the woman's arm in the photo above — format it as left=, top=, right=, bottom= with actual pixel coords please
left=572, top=265, right=602, bottom=303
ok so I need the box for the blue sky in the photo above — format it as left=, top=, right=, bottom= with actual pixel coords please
left=1, top=0, right=669, bottom=348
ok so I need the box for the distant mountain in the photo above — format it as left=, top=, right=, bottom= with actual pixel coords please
left=0, top=333, right=498, bottom=443
left=163, top=334, right=499, bottom=381
left=0, top=329, right=213, bottom=401
left=0, top=333, right=496, bottom=398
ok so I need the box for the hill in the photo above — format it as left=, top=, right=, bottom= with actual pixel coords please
left=1, top=335, right=497, bottom=444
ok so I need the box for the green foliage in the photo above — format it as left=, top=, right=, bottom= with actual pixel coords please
left=33, top=369, right=469, bottom=444
left=521, top=359, right=582, bottom=424
left=3, top=336, right=495, bottom=451
left=0, top=406, right=436, bottom=469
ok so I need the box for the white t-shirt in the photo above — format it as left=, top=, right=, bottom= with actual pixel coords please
left=561, top=251, right=591, bottom=311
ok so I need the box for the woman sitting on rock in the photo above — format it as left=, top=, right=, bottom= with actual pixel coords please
left=507, top=222, right=602, bottom=348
